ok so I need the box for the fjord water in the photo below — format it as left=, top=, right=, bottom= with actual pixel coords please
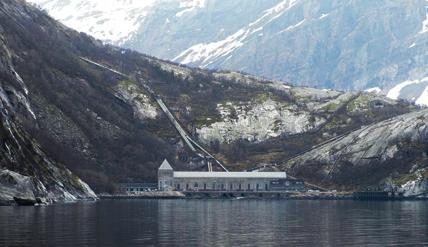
left=0, top=200, right=427, bottom=246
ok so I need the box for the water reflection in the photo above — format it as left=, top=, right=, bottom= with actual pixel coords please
left=0, top=200, right=427, bottom=246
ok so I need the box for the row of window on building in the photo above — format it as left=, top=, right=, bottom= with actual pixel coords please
left=176, top=183, right=269, bottom=191
left=119, top=183, right=158, bottom=193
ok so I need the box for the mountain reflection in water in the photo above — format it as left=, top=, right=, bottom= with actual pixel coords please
left=0, top=200, right=427, bottom=246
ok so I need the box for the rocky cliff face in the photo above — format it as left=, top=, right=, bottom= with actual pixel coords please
left=29, top=0, right=428, bottom=105
left=197, top=98, right=319, bottom=144
left=284, top=109, right=428, bottom=191
left=0, top=114, right=97, bottom=205
left=0, top=19, right=96, bottom=204
left=0, top=0, right=424, bottom=193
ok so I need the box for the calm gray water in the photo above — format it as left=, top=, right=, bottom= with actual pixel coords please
left=0, top=200, right=427, bottom=246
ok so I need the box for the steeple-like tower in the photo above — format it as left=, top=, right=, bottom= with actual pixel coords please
left=158, top=159, right=174, bottom=191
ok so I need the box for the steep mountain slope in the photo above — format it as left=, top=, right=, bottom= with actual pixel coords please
left=0, top=0, right=181, bottom=192
left=283, top=109, right=428, bottom=193
left=0, top=12, right=96, bottom=204
left=0, top=0, right=424, bottom=193
left=29, top=0, right=428, bottom=105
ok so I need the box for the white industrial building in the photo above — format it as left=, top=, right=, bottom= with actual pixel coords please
left=157, top=159, right=303, bottom=192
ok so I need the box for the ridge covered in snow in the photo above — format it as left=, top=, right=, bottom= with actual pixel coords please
left=30, top=0, right=428, bottom=106
left=28, top=0, right=207, bottom=44
left=173, top=0, right=300, bottom=67
left=29, top=0, right=158, bottom=43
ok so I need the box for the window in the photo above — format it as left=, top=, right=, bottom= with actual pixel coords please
left=204, top=184, right=207, bottom=190
left=239, top=184, right=242, bottom=190
left=256, top=184, right=259, bottom=190
left=229, top=184, right=233, bottom=190
left=177, top=184, right=181, bottom=190
left=265, top=184, right=268, bottom=191
left=247, top=184, right=251, bottom=190
left=186, top=184, right=189, bottom=190
left=221, top=184, right=224, bottom=190
left=194, top=183, right=198, bottom=187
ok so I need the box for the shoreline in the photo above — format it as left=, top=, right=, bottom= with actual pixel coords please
left=99, top=191, right=428, bottom=201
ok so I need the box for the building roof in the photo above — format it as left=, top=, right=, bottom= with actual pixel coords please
left=173, top=171, right=286, bottom=178
left=159, top=159, right=173, bottom=170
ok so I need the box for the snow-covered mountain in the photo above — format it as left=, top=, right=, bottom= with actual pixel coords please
left=28, top=0, right=428, bottom=105
left=28, top=0, right=208, bottom=44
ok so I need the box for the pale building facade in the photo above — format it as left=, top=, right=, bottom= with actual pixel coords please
left=158, top=159, right=174, bottom=191
left=158, top=159, right=295, bottom=192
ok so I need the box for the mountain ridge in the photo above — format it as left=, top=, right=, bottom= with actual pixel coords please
left=0, top=0, right=425, bottom=197
left=29, top=0, right=428, bottom=106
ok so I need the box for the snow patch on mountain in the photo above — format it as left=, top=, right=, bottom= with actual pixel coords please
left=387, top=80, right=416, bottom=100
left=386, top=76, right=428, bottom=105
left=416, top=85, right=428, bottom=106
left=277, top=19, right=305, bottom=34
left=173, top=29, right=246, bottom=66
left=319, top=13, right=330, bottom=20
left=176, top=0, right=206, bottom=17
left=173, top=0, right=299, bottom=67
left=28, top=0, right=157, bottom=44
left=419, top=3, right=428, bottom=34
left=387, top=77, right=428, bottom=99
left=365, top=87, right=382, bottom=94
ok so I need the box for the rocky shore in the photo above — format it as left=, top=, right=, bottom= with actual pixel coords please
left=0, top=169, right=97, bottom=206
